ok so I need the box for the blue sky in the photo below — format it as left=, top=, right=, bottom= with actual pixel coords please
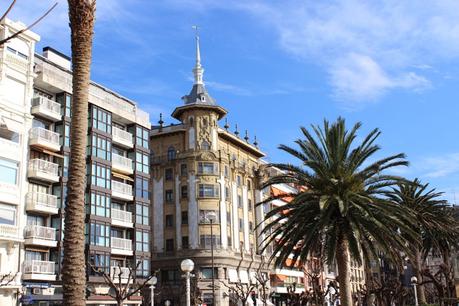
left=5, top=0, right=459, bottom=203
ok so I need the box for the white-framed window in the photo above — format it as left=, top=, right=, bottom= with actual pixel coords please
left=0, top=204, right=17, bottom=225
left=197, top=162, right=217, bottom=175
left=198, top=184, right=219, bottom=198
left=0, top=158, right=18, bottom=185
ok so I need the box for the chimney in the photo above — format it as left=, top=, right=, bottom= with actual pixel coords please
left=42, top=46, right=71, bottom=70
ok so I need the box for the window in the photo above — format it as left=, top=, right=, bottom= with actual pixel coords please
left=199, top=210, right=220, bottom=224
left=90, top=133, right=111, bottom=160
left=200, top=235, right=220, bottom=249
left=198, top=184, right=219, bottom=198
left=180, top=163, right=187, bottom=176
left=136, top=258, right=150, bottom=277
left=167, top=146, right=176, bottom=161
left=90, top=163, right=111, bottom=189
left=238, top=195, right=242, bottom=208
left=181, top=185, right=188, bottom=199
left=55, top=123, right=70, bottom=147
left=135, top=177, right=149, bottom=199
left=136, top=152, right=149, bottom=174
left=224, top=165, right=229, bottom=177
left=201, top=141, right=210, bottom=150
left=0, top=158, right=18, bottom=185
left=88, top=221, right=110, bottom=247
left=56, top=92, right=71, bottom=117
left=239, top=219, right=244, bottom=231
left=201, top=268, right=218, bottom=279
left=136, top=230, right=149, bottom=252
left=7, top=44, right=28, bottom=59
left=237, top=175, right=242, bottom=186
left=225, top=187, right=230, bottom=200
left=0, top=204, right=16, bottom=225
left=248, top=199, right=252, bottom=211
left=0, top=125, right=19, bottom=144
left=181, top=211, right=188, bottom=225
left=165, top=168, right=173, bottom=180
left=87, top=191, right=111, bottom=218
left=136, top=203, right=149, bottom=225
left=135, top=126, right=149, bottom=149
left=182, top=236, right=189, bottom=249
left=162, top=269, right=181, bottom=282
left=89, top=252, right=110, bottom=275
left=227, top=211, right=231, bottom=226
left=91, top=106, right=112, bottom=134
left=165, top=190, right=173, bottom=203
left=165, top=239, right=174, bottom=252
left=197, top=162, right=217, bottom=174
left=63, top=154, right=69, bottom=177
left=165, top=214, right=174, bottom=227
left=249, top=221, right=253, bottom=231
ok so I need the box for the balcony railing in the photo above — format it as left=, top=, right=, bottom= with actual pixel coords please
left=31, top=96, right=61, bottom=120
left=111, top=209, right=132, bottom=224
left=29, top=127, right=60, bottom=147
left=111, top=237, right=132, bottom=251
left=112, top=127, right=133, bottom=147
left=23, top=260, right=55, bottom=275
left=0, top=224, right=19, bottom=240
left=112, top=154, right=133, bottom=172
left=28, top=159, right=59, bottom=177
left=26, top=192, right=58, bottom=210
left=24, top=225, right=56, bottom=240
left=112, top=181, right=132, bottom=197
left=110, top=266, right=130, bottom=280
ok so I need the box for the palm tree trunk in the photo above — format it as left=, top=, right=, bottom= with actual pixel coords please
left=62, top=1, right=95, bottom=306
left=336, top=233, right=353, bottom=306
left=414, top=248, right=427, bottom=304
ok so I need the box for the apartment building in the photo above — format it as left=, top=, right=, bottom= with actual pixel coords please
left=0, top=19, right=152, bottom=305
left=150, top=36, right=268, bottom=306
left=0, top=19, right=39, bottom=306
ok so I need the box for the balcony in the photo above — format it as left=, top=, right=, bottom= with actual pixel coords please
left=24, top=225, right=57, bottom=247
left=111, top=181, right=133, bottom=201
left=111, top=237, right=133, bottom=256
left=31, top=96, right=62, bottom=121
left=28, top=159, right=59, bottom=182
left=22, top=260, right=56, bottom=281
left=112, top=127, right=133, bottom=149
left=110, top=266, right=132, bottom=284
left=29, top=127, right=60, bottom=152
left=0, top=224, right=21, bottom=242
left=112, top=154, right=133, bottom=175
left=111, top=209, right=133, bottom=228
left=26, top=192, right=59, bottom=215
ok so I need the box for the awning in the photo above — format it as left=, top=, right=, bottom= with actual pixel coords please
left=228, top=269, right=238, bottom=283
left=239, top=270, right=249, bottom=284
left=112, top=172, right=134, bottom=182
left=32, top=147, right=64, bottom=159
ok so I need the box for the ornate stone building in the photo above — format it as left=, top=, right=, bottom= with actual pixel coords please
left=150, top=36, right=268, bottom=306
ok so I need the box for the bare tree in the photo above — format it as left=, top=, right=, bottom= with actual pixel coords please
left=0, top=0, right=57, bottom=46
left=89, top=261, right=157, bottom=306
left=0, top=272, right=18, bottom=287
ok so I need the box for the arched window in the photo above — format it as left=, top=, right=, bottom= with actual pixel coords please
left=189, top=117, right=194, bottom=126
left=201, top=141, right=210, bottom=151
left=167, top=146, right=176, bottom=160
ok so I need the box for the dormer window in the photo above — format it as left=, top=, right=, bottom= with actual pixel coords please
left=201, top=96, right=206, bottom=102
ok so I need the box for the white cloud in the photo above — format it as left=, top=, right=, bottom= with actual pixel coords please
left=422, top=153, right=459, bottom=178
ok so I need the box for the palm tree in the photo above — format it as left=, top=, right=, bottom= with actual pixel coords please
left=62, top=1, right=96, bottom=305
left=388, top=179, right=459, bottom=304
left=260, top=118, right=417, bottom=306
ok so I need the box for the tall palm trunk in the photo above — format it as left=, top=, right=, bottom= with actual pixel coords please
left=336, top=233, right=353, bottom=306
left=62, top=1, right=95, bottom=305
left=414, top=248, right=427, bottom=304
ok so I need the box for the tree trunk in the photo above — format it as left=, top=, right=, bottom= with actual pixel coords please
left=414, top=248, right=427, bottom=304
left=62, top=1, right=95, bottom=306
left=336, top=233, right=353, bottom=306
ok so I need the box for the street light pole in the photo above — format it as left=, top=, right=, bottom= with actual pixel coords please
left=411, top=276, right=419, bottom=306
left=210, top=217, right=215, bottom=306
left=149, top=276, right=157, bottom=306
left=181, top=259, right=195, bottom=306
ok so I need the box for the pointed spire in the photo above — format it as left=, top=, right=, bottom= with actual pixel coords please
left=192, top=25, right=204, bottom=85
left=253, top=135, right=258, bottom=147
left=244, top=130, right=249, bottom=142
left=224, top=118, right=230, bottom=131
left=234, top=124, right=239, bottom=137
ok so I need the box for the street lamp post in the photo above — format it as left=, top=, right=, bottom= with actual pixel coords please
left=181, top=259, right=195, bottom=306
left=206, top=211, right=217, bottom=306
left=149, top=276, right=157, bottom=306
left=411, top=276, right=419, bottom=306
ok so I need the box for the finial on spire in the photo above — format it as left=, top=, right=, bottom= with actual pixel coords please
left=234, top=124, right=239, bottom=137
left=192, top=25, right=204, bottom=85
left=158, top=113, right=164, bottom=132
left=224, top=118, right=230, bottom=131
left=244, top=130, right=249, bottom=142
left=253, top=135, right=258, bottom=147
